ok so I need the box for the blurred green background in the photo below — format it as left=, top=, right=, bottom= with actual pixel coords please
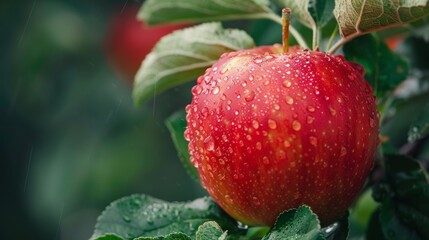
left=1, top=0, right=210, bottom=239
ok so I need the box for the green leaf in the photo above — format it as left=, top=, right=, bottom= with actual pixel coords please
left=91, top=194, right=238, bottom=240
left=276, top=1, right=316, bottom=28
left=133, top=22, right=255, bottom=106
left=276, top=0, right=334, bottom=28
left=165, top=111, right=199, bottom=182
left=343, top=34, right=409, bottom=97
left=408, top=104, right=429, bottom=142
left=371, top=154, right=429, bottom=239
left=385, top=154, right=429, bottom=216
left=195, top=221, right=226, bottom=240
left=245, top=226, right=271, bottom=239
left=135, top=233, right=192, bottom=240
left=92, top=234, right=124, bottom=240
left=366, top=210, right=386, bottom=240
left=334, top=0, right=429, bottom=38
left=379, top=198, right=421, bottom=240
left=308, top=0, right=335, bottom=27
left=262, top=205, right=326, bottom=240
left=139, top=0, right=275, bottom=25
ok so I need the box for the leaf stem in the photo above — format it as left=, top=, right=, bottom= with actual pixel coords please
left=325, top=25, right=338, bottom=51
left=282, top=8, right=291, bottom=52
left=267, top=13, right=309, bottom=49
left=312, top=25, right=320, bottom=50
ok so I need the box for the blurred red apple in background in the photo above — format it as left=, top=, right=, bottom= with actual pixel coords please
left=105, top=6, right=188, bottom=84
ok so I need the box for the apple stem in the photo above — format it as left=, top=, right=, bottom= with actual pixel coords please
left=282, top=8, right=291, bottom=53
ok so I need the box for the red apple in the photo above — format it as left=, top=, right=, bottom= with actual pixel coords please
left=104, top=6, right=188, bottom=84
left=184, top=45, right=379, bottom=226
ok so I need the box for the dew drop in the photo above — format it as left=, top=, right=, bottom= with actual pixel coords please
left=262, top=156, right=270, bottom=164
left=122, top=215, right=131, bottom=223
left=201, top=107, right=209, bottom=117
left=204, top=136, right=215, bottom=151
left=268, top=119, right=277, bottom=129
left=221, top=67, right=229, bottom=74
left=309, top=136, right=318, bottom=146
left=285, top=95, right=294, bottom=105
left=273, top=104, right=280, bottom=110
left=283, top=80, right=292, bottom=88
left=329, top=107, right=337, bottom=116
left=254, top=57, right=263, bottom=64
left=244, top=89, right=255, bottom=102
left=340, top=147, right=347, bottom=157
left=212, top=86, right=220, bottom=95
left=225, top=195, right=233, bottom=203
left=307, top=116, right=315, bottom=124
left=283, top=140, right=291, bottom=147
left=204, top=76, right=212, bottom=83
left=253, top=197, right=261, bottom=206
left=292, top=120, right=301, bottom=131
left=370, top=117, right=376, bottom=128
left=256, top=142, right=262, bottom=150
left=252, top=120, right=259, bottom=129
left=307, top=105, right=316, bottom=112
left=191, top=85, right=202, bottom=95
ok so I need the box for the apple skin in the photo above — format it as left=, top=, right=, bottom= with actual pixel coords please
left=184, top=45, right=379, bottom=226
left=104, top=7, right=188, bottom=83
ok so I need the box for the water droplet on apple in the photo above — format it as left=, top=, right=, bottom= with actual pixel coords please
left=252, top=120, right=259, bottom=129
left=284, top=140, right=291, bottom=147
left=204, top=136, right=215, bottom=151
left=244, top=89, right=255, bottom=102
left=268, top=119, right=277, bottom=129
left=370, top=117, right=376, bottom=128
left=340, top=147, right=347, bottom=157
left=329, top=107, right=337, bottom=116
left=201, top=107, right=209, bottom=117
left=285, top=95, right=294, bottom=105
left=256, top=142, right=262, bottom=150
left=309, top=136, right=318, bottom=146
left=283, top=80, right=291, bottom=87
left=292, top=120, right=301, bottom=131
left=192, top=85, right=202, bottom=95
left=307, top=106, right=316, bottom=112
left=225, top=195, right=233, bottom=203
left=262, top=156, right=269, bottom=164
left=204, top=76, right=212, bottom=83
left=212, top=86, right=220, bottom=95
left=307, top=116, right=315, bottom=124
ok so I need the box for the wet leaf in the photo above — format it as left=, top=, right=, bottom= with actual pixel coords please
left=195, top=221, right=226, bottom=240
left=408, top=104, right=429, bottom=142
left=385, top=154, right=429, bottom=216
left=165, top=110, right=199, bottom=182
left=379, top=198, right=421, bottom=240
left=308, top=0, right=335, bottom=27
left=135, top=233, right=192, bottom=240
left=91, top=195, right=238, bottom=240
left=133, top=22, right=255, bottom=106
left=93, top=234, right=124, bottom=240
left=370, top=154, right=429, bottom=239
left=262, top=205, right=326, bottom=240
left=334, top=0, right=429, bottom=38
left=139, top=0, right=274, bottom=25
left=276, top=0, right=316, bottom=28
left=343, top=34, right=409, bottom=97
